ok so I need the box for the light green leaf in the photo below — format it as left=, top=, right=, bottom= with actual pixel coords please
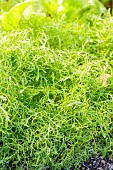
left=1, top=0, right=34, bottom=30
left=40, top=0, right=59, bottom=18
left=61, top=0, right=106, bottom=22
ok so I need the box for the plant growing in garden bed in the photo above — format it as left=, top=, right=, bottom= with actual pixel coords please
left=0, top=0, right=113, bottom=169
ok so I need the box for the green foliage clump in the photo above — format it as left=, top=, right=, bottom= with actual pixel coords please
left=0, top=14, right=113, bottom=170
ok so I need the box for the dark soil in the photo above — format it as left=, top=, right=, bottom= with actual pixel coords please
left=42, top=155, right=113, bottom=170
left=80, top=155, right=113, bottom=170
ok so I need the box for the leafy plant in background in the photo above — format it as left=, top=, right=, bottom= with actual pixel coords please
left=0, top=0, right=109, bottom=30
left=40, top=0, right=59, bottom=18
left=0, top=0, right=24, bottom=12
left=0, top=0, right=34, bottom=30
left=39, top=0, right=106, bottom=21
left=0, top=0, right=15, bottom=12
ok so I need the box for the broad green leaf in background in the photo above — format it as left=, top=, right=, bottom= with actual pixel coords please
left=40, top=0, right=59, bottom=18
left=62, top=0, right=106, bottom=21
left=1, top=0, right=34, bottom=30
left=0, top=0, right=108, bottom=29
left=0, top=0, right=24, bottom=12
left=0, top=0, right=15, bottom=12
left=39, top=0, right=106, bottom=22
